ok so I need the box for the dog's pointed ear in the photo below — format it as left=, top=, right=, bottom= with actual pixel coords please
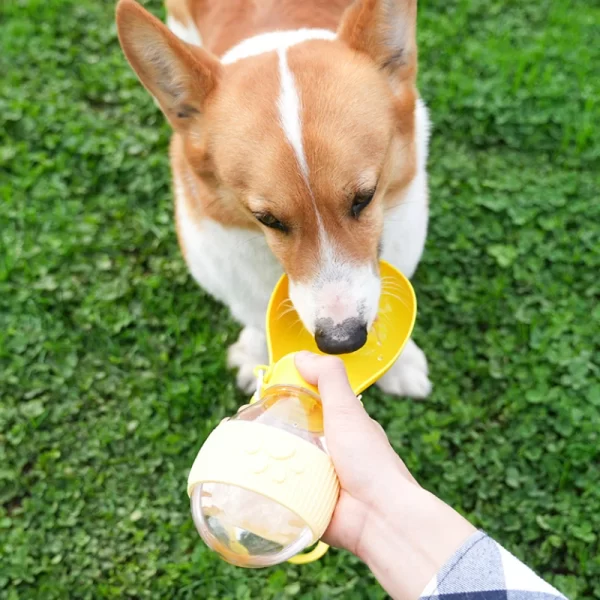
left=116, top=0, right=221, bottom=130
left=337, top=0, right=417, bottom=84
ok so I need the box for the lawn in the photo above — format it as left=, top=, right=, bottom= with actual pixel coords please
left=1, top=0, right=599, bottom=598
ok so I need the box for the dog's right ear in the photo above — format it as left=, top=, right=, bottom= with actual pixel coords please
left=337, top=0, right=417, bottom=87
left=116, top=0, right=220, bottom=130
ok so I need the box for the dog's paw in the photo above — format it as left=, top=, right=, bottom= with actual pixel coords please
left=227, top=327, right=268, bottom=394
left=376, top=338, right=432, bottom=399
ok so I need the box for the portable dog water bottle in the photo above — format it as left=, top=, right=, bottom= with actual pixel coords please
left=187, top=261, right=417, bottom=568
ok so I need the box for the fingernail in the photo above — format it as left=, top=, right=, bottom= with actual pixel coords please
left=294, top=351, right=314, bottom=364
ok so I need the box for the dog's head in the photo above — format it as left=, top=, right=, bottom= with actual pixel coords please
left=117, top=0, right=418, bottom=354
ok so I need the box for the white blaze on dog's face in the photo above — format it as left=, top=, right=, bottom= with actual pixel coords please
left=116, top=0, right=418, bottom=355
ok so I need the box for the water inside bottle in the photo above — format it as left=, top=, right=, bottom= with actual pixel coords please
left=191, top=483, right=313, bottom=568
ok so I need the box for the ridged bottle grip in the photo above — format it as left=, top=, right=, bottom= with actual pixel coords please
left=188, top=420, right=340, bottom=541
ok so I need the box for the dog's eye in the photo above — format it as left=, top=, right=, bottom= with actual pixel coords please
left=351, top=189, right=376, bottom=219
left=255, top=212, right=289, bottom=233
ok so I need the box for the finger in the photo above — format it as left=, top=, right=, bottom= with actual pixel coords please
left=295, top=352, right=371, bottom=431
left=371, top=417, right=388, bottom=438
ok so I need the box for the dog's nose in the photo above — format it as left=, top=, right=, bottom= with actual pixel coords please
left=314, top=318, right=368, bottom=355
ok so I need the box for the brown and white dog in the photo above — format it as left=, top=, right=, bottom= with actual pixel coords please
left=116, top=0, right=432, bottom=398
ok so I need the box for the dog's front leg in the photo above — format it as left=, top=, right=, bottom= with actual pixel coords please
left=376, top=338, right=432, bottom=399
left=227, top=326, right=269, bottom=394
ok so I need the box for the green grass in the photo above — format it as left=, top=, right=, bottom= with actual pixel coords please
left=1, top=0, right=599, bottom=597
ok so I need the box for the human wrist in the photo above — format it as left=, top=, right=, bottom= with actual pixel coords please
left=357, top=483, right=476, bottom=600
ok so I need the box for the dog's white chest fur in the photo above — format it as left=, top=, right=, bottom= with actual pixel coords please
left=175, top=191, right=282, bottom=330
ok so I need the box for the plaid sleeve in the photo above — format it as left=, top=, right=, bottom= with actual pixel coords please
left=420, top=531, right=567, bottom=600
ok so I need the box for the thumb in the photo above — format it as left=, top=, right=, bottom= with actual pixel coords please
left=294, top=352, right=371, bottom=434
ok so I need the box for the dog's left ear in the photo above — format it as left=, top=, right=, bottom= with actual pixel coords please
left=116, top=0, right=221, bottom=131
left=338, top=0, right=417, bottom=85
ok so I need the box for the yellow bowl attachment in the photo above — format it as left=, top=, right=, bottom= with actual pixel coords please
left=265, top=259, right=417, bottom=395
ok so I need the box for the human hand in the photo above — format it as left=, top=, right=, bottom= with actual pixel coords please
left=295, top=352, right=476, bottom=600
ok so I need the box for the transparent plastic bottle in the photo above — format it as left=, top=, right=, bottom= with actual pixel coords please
left=189, top=384, right=337, bottom=568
